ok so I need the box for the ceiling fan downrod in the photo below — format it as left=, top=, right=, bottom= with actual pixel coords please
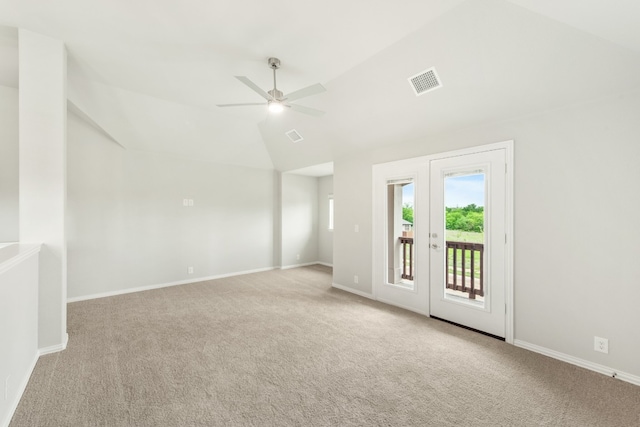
left=268, top=57, right=283, bottom=100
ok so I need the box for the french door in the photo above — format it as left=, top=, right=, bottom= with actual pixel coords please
left=373, top=141, right=513, bottom=340
left=429, top=149, right=507, bottom=338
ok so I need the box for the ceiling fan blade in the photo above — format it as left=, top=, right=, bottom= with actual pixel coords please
left=287, top=103, right=325, bottom=117
left=217, top=103, right=266, bottom=107
left=284, top=83, right=326, bottom=102
left=235, top=76, right=272, bottom=101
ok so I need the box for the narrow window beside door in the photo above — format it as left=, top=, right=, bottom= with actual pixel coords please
left=386, top=179, right=414, bottom=289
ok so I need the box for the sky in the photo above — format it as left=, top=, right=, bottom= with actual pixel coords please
left=401, top=173, right=485, bottom=207
left=402, top=182, right=414, bottom=206
left=445, top=174, right=485, bottom=207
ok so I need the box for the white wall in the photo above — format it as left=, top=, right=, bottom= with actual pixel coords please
left=67, top=111, right=276, bottom=299
left=18, top=30, right=67, bottom=350
left=334, top=154, right=374, bottom=295
left=333, top=90, right=640, bottom=378
left=317, top=175, right=333, bottom=266
left=0, top=245, right=40, bottom=427
left=280, top=174, right=318, bottom=267
left=0, top=86, right=18, bottom=242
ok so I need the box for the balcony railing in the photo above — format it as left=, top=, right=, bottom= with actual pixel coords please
left=446, top=241, right=484, bottom=300
left=398, top=237, right=485, bottom=299
left=399, top=237, right=414, bottom=280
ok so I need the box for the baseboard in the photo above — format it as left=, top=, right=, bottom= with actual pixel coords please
left=331, top=282, right=374, bottom=300
left=38, top=332, right=68, bottom=356
left=280, top=262, right=319, bottom=270
left=1, top=351, right=39, bottom=427
left=67, top=267, right=277, bottom=303
left=514, top=339, right=640, bottom=387
left=375, top=296, right=429, bottom=316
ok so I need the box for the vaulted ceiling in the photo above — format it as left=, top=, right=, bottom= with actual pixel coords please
left=1, top=0, right=640, bottom=171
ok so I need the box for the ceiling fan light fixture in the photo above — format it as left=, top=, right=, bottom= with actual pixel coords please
left=217, top=58, right=326, bottom=117
left=268, top=100, right=284, bottom=113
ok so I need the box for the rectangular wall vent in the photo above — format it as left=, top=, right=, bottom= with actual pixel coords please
left=285, top=129, right=304, bottom=143
left=408, top=67, right=442, bottom=96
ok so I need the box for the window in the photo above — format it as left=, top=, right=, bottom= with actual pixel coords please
left=386, top=179, right=414, bottom=288
left=328, top=195, right=334, bottom=230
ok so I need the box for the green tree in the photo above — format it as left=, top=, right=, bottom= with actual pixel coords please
left=446, top=210, right=462, bottom=230
left=402, top=204, right=413, bottom=224
left=446, top=204, right=484, bottom=231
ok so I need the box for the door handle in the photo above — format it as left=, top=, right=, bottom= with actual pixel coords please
left=431, top=243, right=440, bottom=249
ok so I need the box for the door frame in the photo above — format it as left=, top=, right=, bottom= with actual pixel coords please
left=372, top=140, right=514, bottom=343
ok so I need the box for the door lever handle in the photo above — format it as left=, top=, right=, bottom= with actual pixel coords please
left=431, top=244, right=440, bottom=249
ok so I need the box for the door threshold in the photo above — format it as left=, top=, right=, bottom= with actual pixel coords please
left=430, top=316, right=505, bottom=341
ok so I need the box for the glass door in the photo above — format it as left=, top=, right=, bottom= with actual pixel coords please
left=429, top=149, right=506, bottom=337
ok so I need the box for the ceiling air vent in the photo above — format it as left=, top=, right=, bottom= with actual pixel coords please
left=285, top=129, right=304, bottom=143
left=408, top=67, right=442, bottom=96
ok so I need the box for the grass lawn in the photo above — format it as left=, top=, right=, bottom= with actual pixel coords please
left=445, top=229, right=484, bottom=244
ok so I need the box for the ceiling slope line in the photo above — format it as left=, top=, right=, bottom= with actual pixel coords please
left=67, top=99, right=126, bottom=149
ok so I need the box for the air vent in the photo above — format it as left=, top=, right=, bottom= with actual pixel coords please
left=285, top=129, right=304, bottom=143
left=408, top=67, right=442, bottom=96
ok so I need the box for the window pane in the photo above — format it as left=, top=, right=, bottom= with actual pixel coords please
left=444, top=172, right=485, bottom=307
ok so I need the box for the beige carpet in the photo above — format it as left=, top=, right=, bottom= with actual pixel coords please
left=10, top=265, right=640, bottom=426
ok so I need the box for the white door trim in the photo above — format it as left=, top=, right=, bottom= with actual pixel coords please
left=372, top=140, right=514, bottom=344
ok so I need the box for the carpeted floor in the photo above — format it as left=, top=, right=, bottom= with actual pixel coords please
left=10, top=265, right=640, bottom=426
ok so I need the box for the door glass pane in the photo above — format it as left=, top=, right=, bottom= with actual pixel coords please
left=444, top=172, right=485, bottom=307
left=386, top=180, right=414, bottom=289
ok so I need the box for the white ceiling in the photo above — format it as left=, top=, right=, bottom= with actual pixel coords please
left=1, top=0, right=640, bottom=172
left=286, top=162, right=334, bottom=178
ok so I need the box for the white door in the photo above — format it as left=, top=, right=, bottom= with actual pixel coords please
left=429, top=149, right=507, bottom=337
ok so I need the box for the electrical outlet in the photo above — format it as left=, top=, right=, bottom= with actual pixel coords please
left=296, top=254, right=300, bottom=260
left=188, top=266, right=194, bottom=275
left=594, top=336, right=609, bottom=354
left=354, top=275, right=359, bottom=284
left=4, top=376, right=9, bottom=401
left=183, top=199, right=189, bottom=207
left=354, top=224, right=359, bottom=233
left=188, top=199, right=194, bottom=207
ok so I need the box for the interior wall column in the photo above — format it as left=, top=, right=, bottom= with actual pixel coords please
left=18, top=29, right=67, bottom=350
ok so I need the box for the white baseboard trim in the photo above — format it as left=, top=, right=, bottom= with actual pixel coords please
left=1, top=352, right=39, bottom=427
left=67, top=267, right=277, bottom=303
left=38, top=332, right=68, bottom=356
left=514, top=339, right=640, bottom=387
left=375, top=297, right=429, bottom=316
left=331, top=283, right=374, bottom=300
left=316, top=262, right=333, bottom=268
left=280, top=262, right=320, bottom=270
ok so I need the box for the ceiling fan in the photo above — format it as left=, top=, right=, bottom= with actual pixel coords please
left=217, top=57, right=326, bottom=117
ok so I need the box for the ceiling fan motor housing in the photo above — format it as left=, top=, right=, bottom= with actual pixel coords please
left=268, top=89, right=284, bottom=99
left=268, top=57, right=281, bottom=69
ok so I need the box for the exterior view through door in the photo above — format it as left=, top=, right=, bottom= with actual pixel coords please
left=373, top=141, right=513, bottom=341
left=429, top=149, right=507, bottom=338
